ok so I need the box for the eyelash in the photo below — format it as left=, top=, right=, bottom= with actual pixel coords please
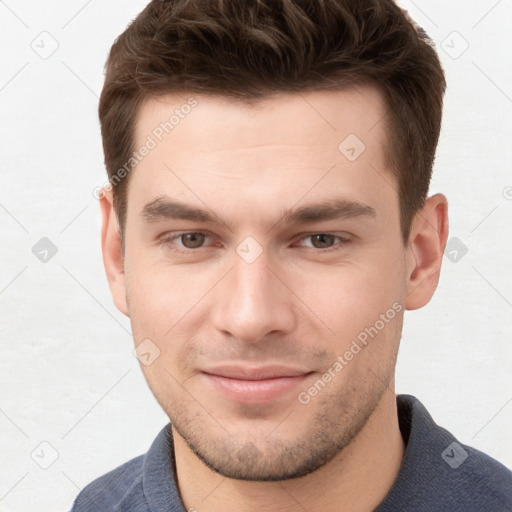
left=159, top=231, right=352, bottom=254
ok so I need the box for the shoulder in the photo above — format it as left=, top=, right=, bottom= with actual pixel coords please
left=70, top=424, right=179, bottom=512
left=70, top=455, right=146, bottom=512
left=379, top=395, right=512, bottom=511
left=446, top=442, right=512, bottom=509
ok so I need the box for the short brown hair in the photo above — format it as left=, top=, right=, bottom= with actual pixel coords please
left=99, top=0, right=446, bottom=244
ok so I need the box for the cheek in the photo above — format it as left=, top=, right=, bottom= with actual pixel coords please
left=124, top=255, right=214, bottom=334
left=293, top=256, right=405, bottom=344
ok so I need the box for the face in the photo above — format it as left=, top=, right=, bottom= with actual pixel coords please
left=114, top=86, right=412, bottom=480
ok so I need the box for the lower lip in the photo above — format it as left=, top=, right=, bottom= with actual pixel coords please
left=202, top=372, right=313, bottom=404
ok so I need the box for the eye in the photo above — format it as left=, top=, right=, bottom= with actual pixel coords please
left=159, top=231, right=351, bottom=255
left=308, top=234, right=336, bottom=249
left=160, top=231, right=211, bottom=253
left=297, top=233, right=351, bottom=251
left=178, top=232, right=207, bottom=249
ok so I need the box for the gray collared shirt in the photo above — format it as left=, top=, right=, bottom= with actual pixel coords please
left=71, top=395, right=512, bottom=511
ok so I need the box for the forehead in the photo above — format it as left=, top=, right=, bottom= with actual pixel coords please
left=134, top=85, right=388, bottom=155
left=127, top=85, right=397, bottom=231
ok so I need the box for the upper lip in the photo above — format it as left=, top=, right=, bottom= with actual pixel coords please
left=202, top=365, right=312, bottom=380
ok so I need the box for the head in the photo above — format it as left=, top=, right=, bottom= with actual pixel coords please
left=100, top=0, right=449, bottom=481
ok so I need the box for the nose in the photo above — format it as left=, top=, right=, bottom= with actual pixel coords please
left=211, top=249, right=297, bottom=344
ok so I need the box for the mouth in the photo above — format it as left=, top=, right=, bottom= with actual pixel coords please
left=200, top=365, right=315, bottom=404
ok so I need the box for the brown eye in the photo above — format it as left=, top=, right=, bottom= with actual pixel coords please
left=310, top=234, right=336, bottom=249
left=180, top=233, right=206, bottom=248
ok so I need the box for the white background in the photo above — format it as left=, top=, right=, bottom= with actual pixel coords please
left=1, top=1, right=511, bottom=510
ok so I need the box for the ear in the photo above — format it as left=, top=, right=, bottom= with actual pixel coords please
left=99, top=187, right=129, bottom=317
left=404, top=193, right=449, bottom=310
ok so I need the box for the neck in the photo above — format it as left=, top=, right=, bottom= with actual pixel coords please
left=173, top=390, right=405, bottom=512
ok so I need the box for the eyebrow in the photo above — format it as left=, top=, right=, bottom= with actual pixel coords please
left=140, top=195, right=376, bottom=229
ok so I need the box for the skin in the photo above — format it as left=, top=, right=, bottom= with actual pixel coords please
left=100, top=85, right=448, bottom=512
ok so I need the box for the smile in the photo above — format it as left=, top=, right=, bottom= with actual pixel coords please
left=200, top=366, right=314, bottom=404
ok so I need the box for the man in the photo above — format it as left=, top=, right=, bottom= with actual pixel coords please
left=72, top=0, right=512, bottom=510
